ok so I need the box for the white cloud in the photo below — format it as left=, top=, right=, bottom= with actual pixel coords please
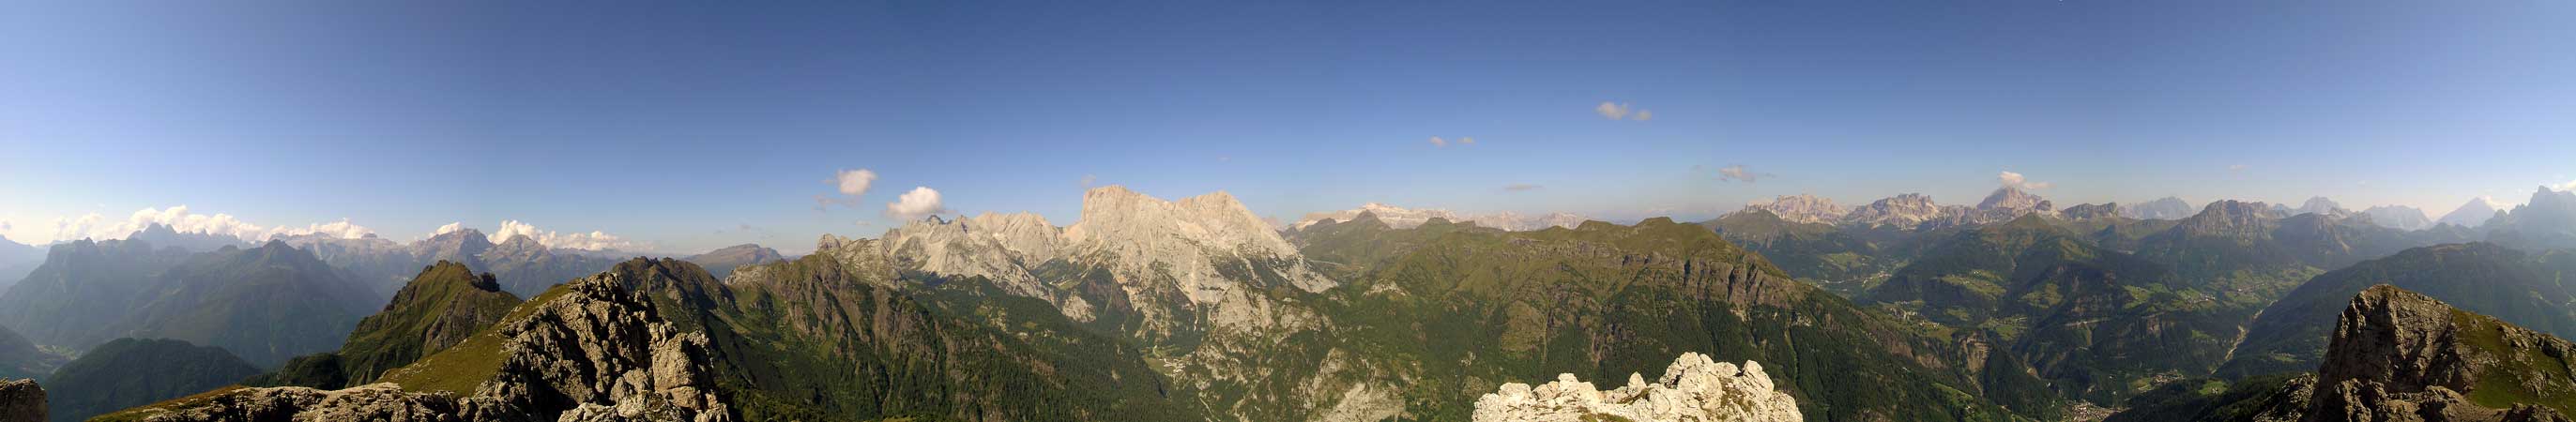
left=263, top=219, right=375, bottom=240
left=833, top=169, right=876, bottom=196
left=434, top=222, right=466, bottom=235
left=1429, top=136, right=1448, bottom=147
left=51, top=214, right=111, bottom=242
left=39, top=205, right=375, bottom=243
left=491, top=220, right=541, bottom=243
left=2228, top=164, right=2248, bottom=172
left=1999, top=171, right=2054, bottom=189
left=488, top=219, right=645, bottom=251
left=1716, top=165, right=1767, bottom=183
left=1595, top=102, right=1632, bottom=120
left=1459, top=137, right=1477, bottom=144
left=1595, top=101, right=1652, bottom=121
left=1503, top=184, right=1543, bottom=191
left=886, top=187, right=947, bottom=220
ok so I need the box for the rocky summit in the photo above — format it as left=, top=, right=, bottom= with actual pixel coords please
left=1472, top=353, right=1802, bottom=422
left=1744, top=194, right=1847, bottom=225
left=878, top=186, right=1336, bottom=336
left=108, top=270, right=731, bottom=422
left=2302, top=285, right=2575, bottom=421
left=2110, top=285, right=2576, bottom=422
left=1840, top=193, right=1947, bottom=229
left=0, top=379, right=41, bottom=422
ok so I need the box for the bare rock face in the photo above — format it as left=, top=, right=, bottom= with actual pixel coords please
left=2062, top=203, right=2123, bottom=220
left=1743, top=194, right=1846, bottom=225
left=121, top=272, right=733, bottom=422
left=0, top=379, right=42, bottom=422
left=876, top=212, right=1065, bottom=299
left=1471, top=353, right=1802, bottom=422
left=1841, top=193, right=1945, bottom=229
left=871, top=187, right=1339, bottom=332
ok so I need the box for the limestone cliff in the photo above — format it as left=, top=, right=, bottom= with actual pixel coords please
left=1472, top=353, right=1802, bottom=422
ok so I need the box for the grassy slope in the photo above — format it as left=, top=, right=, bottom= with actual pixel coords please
left=334, top=261, right=523, bottom=385
left=1313, top=218, right=2051, bottom=421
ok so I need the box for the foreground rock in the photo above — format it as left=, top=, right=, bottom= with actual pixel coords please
left=105, top=271, right=732, bottom=422
left=1471, top=353, right=1802, bottom=422
left=2107, top=285, right=2576, bottom=422
left=0, top=379, right=41, bottom=422
left=2299, top=285, right=2573, bottom=422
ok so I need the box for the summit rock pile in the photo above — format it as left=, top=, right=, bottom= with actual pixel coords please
left=1471, top=353, right=1803, bottom=422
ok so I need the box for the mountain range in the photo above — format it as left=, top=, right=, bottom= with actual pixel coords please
left=681, top=243, right=785, bottom=278
left=8, top=184, right=2576, bottom=421
left=2122, top=197, right=2201, bottom=220
left=281, top=227, right=626, bottom=299
left=1292, top=202, right=1589, bottom=232
left=0, top=240, right=374, bottom=369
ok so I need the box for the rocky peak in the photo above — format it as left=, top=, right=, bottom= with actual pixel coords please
left=2361, top=205, right=2433, bottom=231
left=1977, top=187, right=2050, bottom=213
left=2060, top=203, right=2122, bottom=220
left=1063, top=186, right=1331, bottom=294
left=2123, top=196, right=2199, bottom=219
left=2493, top=187, right=2576, bottom=234
left=2172, top=200, right=2285, bottom=236
left=0, top=378, right=41, bottom=422
left=2443, top=197, right=2507, bottom=228
left=2284, top=285, right=2576, bottom=422
left=1471, top=353, right=1802, bottom=422
left=1744, top=194, right=1846, bottom=225
left=414, top=229, right=496, bottom=265
left=2297, top=195, right=2359, bottom=216
left=1842, top=193, right=1944, bottom=228
left=876, top=211, right=1066, bottom=298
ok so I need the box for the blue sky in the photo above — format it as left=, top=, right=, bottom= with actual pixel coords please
left=3, top=1, right=2572, bottom=253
